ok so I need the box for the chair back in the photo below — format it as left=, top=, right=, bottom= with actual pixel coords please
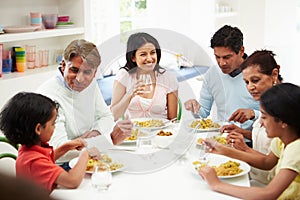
left=0, top=136, right=18, bottom=176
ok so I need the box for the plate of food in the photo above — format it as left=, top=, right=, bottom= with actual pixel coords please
left=69, top=154, right=125, bottom=173
left=197, top=132, right=227, bottom=146
left=122, top=128, right=138, bottom=144
left=184, top=119, right=221, bottom=133
left=191, top=153, right=250, bottom=179
left=131, top=118, right=171, bottom=130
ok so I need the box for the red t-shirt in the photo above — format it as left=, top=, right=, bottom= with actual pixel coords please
left=16, top=143, right=64, bottom=192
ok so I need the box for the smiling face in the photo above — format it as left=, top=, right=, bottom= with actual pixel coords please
left=242, top=65, right=276, bottom=101
left=214, top=46, right=244, bottom=74
left=61, top=56, right=97, bottom=92
left=132, top=42, right=157, bottom=72
left=260, top=106, right=282, bottom=138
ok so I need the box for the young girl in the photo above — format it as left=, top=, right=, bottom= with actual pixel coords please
left=0, top=92, right=98, bottom=192
left=199, top=83, right=300, bottom=200
left=110, top=32, right=179, bottom=121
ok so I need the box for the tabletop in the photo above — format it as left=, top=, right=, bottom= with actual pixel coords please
left=51, top=120, right=250, bottom=200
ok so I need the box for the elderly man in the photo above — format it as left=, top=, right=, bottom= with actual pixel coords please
left=37, top=39, right=132, bottom=168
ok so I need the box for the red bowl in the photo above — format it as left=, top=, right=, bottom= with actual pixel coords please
left=58, top=16, right=70, bottom=22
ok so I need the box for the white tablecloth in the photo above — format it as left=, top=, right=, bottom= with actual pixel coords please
left=51, top=121, right=250, bottom=200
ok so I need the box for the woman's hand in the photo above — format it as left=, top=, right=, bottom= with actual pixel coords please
left=228, top=109, right=255, bottom=123
left=220, top=124, right=242, bottom=133
left=184, top=99, right=201, bottom=113
left=130, top=80, right=147, bottom=97
left=227, top=132, right=250, bottom=151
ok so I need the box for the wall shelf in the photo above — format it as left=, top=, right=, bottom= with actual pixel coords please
left=0, top=27, right=85, bottom=43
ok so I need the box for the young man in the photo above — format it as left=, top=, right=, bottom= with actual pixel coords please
left=185, top=25, right=259, bottom=130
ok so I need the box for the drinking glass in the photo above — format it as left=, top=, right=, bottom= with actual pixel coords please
left=91, top=163, right=112, bottom=192
left=139, top=74, right=152, bottom=93
left=136, top=128, right=154, bottom=153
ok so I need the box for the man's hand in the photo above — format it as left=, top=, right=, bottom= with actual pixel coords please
left=111, top=119, right=133, bottom=145
left=80, top=130, right=101, bottom=139
left=228, top=108, right=255, bottom=123
left=184, top=99, right=201, bottom=113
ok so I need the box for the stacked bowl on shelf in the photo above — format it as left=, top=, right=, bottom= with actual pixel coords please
left=56, top=15, right=74, bottom=29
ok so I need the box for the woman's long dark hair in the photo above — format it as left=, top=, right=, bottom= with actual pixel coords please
left=260, top=83, right=300, bottom=137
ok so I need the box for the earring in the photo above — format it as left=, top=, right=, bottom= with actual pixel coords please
left=273, top=81, right=277, bottom=86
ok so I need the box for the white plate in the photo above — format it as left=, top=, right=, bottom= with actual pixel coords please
left=192, top=153, right=250, bottom=179
left=196, top=132, right=227, bottom=146
left=131, top=118, right=171, bottom=131
left=69, top=157, right=125, bottom=174
left=55, top=24, right=75, bottom=29
left=3, top=26, right=38, bottom=33
left=183, top=119, right=221, bottom=133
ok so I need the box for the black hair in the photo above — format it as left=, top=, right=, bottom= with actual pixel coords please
left=260, top=83, right=300, bottom=137
left=240, top=49, right=283, bottom=82
left=210, top=25, right=243, bottom=54
left=122, top=32, right=165, bottom=74
left=0, top=92, right=58, bottom=147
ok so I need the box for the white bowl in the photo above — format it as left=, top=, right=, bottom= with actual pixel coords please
left=153, top=129, right=176, bottom=148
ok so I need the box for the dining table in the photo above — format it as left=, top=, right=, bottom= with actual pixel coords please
left=51, top=119, right=250, bottom=200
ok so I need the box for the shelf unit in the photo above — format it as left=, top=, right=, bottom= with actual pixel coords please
left=0, top=0, right=90, bottom=108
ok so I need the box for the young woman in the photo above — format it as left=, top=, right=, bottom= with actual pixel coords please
left=0, top=92, right=99, bottom=192
left=200, top=83, right=300, bottom=200
left=110, top=32, right=179, bottom=121
left=221, top=50, right=282, bottom=185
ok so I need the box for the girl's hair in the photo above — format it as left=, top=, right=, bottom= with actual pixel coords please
left=0, top=92, right=58, bottom=147
left=260, top=83, right=300, bottom=136
left=240, top=49, right=283, bottom=82
left=122, top=32, right=165, bottom=74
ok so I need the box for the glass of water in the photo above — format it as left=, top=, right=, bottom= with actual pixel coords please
left=139, top=74, right=152, bottom=93
left=136, top=128, right=154, bottom=153
left=91, top=163, right=112, bottom=192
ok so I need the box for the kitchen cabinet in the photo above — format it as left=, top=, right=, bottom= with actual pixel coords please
left=0, top=0, right=91, bottom=108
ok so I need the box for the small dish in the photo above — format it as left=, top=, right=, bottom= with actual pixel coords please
left=3, top=26, right=39, bottom=33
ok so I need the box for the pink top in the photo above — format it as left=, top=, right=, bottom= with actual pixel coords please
left=115, top=69, right=178, bottom=119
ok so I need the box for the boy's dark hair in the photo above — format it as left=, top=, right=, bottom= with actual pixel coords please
left=0, top=92, right=58, bottom=147
left=210, top=25, right=243, bottom=54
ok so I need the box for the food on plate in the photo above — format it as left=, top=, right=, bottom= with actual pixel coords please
left=197, top=134, right=226, bottom=145
left=134, top=119, right=163, bottom=127
left=157, top=130, right=173, bottom=136
left=190, top=119, right=220, bottom=129
left=86, top=154, right=124, bottom=172
left=193, top=160, right=243, bottom=176
left=125, top=129, right=138, bottom=141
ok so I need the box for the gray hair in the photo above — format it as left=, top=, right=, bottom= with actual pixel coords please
left=63, top=39, right=101, bottom=69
